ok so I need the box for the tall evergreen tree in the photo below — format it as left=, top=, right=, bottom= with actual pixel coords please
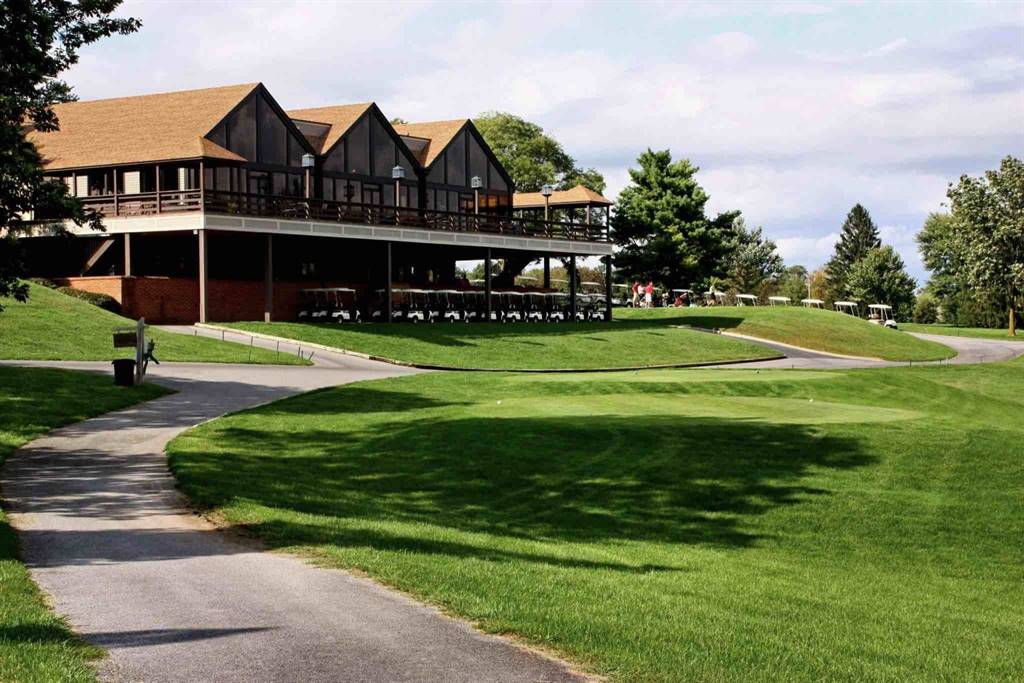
left=611, top=149, right=738, bottom=288
left=825, top=203, right=881, bottom=298
left=726, top=218, right=785, bottom=293
left=846, top=246, right=916, bottom=320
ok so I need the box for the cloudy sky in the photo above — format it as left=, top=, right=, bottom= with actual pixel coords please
left=65, top=0, right=1024, bottom=282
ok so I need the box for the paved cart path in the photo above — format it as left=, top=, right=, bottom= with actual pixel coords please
left=1, top=355, right=584, bottom=683
left=3, top=327, right=1021, bottom=682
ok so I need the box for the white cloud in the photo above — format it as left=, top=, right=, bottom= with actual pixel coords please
left=775, top=233, right=840, bottom=270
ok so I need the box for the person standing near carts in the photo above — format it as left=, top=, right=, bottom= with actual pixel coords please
left=631, top=281, right=640, bottom=307
left=644, top=281, right=654, bottom=308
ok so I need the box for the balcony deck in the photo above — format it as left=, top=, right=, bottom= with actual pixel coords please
left=66, top=190, right=611, bottom=254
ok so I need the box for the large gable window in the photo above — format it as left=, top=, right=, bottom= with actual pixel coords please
left=258, top=95, right=287, bottom=165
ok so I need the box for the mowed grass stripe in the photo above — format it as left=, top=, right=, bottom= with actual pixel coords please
left=168, top=361, right=1024, bottom=681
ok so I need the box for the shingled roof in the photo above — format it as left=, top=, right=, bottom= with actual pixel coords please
left=286, top=103, right=373, bottom=155
left=28, top=82, right=257, bottom=170
left=391, top=119, right=468, bottom=167
left=513, top=184, right=613, bottom=209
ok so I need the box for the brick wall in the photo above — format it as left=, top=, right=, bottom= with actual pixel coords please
left=54, top=276, right=124, bottom=302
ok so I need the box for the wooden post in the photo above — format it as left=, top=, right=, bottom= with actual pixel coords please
left=155, top=164, right=161, bottom=213
left=485, top=248, right=493, bottom=322
left=264, top=234, right=273, bottom=322
left=385, top=242, right=393, bottom=323
left=134, top=317, right=145, bottom=385
left=124, top=233, right=132, bottom=277
left=569, top=255, right=577, bottom=320
left=543, top=257, right=551, bottom=289
left=198, top=230, right=208, bottom=323
left=113, top=167, right=119, bottom=216
left=199, top=160, right=205, bottom=211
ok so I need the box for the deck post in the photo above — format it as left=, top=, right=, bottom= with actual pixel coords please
left=264, top=234, right=273, bottom=322
left=198, top=229, right=208, bottom=324
left=605, top=255, right=613, bottom=321
left=155, top=164, right=161, bottom=213
left=485, top=248, right=493, bottom=322
left=385, top=242, right=393, bottom=323
left=113, top=167, right=119, bottom=216
left=569, top=255, right=577, bottom=320
left=124, top=233, right=132, bottom=277
left=543, top=257, right=550, bottom=289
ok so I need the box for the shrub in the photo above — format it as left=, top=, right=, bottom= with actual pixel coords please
left=28, top=277, right=58, bottom=289
left=55, top=286, right=121, bottom=314
left=913, top=294, right=939, bottom=324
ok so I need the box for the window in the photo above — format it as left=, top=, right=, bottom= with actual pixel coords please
left=363, top=183, right=381, bottom=205
left=258, top=94, right=287, bottom=165
left=215, top=167, right=231, bottom=191
left=446, top=131, right=465, bottom=186
left=469, top=134, right=488, bottom=183
left=323, top=178, right=335, bottom=201
left=248, top=171, right=270, bottom=195
left=121, top=171, right=141, bottom=195
left=428, top=162, right=444, bottom=184
left=346, top=116, right=370, bottom=175
left=488, top=161, right=507, bottom=191
left=345, top=180, right=361, bottom=203
left=226, top=95, right=256, bottom=161
left=272, top=172, right=286, bottom=195
left=371, top=117, right=395, bottom=178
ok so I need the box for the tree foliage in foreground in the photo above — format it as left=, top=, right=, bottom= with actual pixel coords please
left=473, top=112, right=605, bottom=194
left=945, top=156, right=1024, bottom=335
left=846, top=246, right=917, bottom=321
left=0, top=0, right=139, bottom=309
left=611, top=149, right=739, bottom=289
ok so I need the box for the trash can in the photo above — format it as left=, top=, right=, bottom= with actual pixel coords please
left=112, top=358, right=136, bottom=386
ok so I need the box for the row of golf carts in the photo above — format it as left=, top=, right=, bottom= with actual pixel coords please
left=296, top=288, right=611, bottom=323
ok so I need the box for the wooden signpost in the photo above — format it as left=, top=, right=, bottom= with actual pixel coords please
left=112, top=318, right=154, bottom=385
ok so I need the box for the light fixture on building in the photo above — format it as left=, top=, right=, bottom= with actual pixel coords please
left=392, top=166, right=406, bottom=180
left=541, top=184, right=554, bottom=221
left=471, top=175, right=483, bottom=189
left=301, top=153, right=316, bottom=168
left=540, top=184, right=554, bottom=197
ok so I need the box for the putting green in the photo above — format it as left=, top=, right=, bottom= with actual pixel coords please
left=517, top=368, right=834, bottom=383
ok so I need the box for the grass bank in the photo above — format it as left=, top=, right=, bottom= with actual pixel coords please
left=221, top=320, right=777, bottom=370
left=618, top=305, right=954, bottom=361
left=0, top=283, right=308, bottom=365
left=168, top=360, right=1023, bottom=682
left=0, top=366, right=166, bottom=682
left=901, top=322, right=1023, bottom=341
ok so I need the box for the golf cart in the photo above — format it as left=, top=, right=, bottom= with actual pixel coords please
left=834, top=300, right=860, bottom=317
left=704, top=290, right=728, bottom=306
left=369, top=288, right=404, bottom=322
left=302, top=289, right=331, bottom=320
left=671, top=288, right=697, bottom=307
left=327, top=288, right=361, bottom=323
left=503, top=291, right=525, bottom=322
left=437, top=290, right=465, bottom=322
left=867, top=303, right=898, bottom=329
left=296, top=288, right=320, bottom=320
left=736, top=293, right=758, bottom=306
left=525, top=292, right=547, bottom=322
left=405, top=290, right=433, bottom=323
left=588, top=293, right=611, bottom=321
left=801, top=298, right=825, bottom=309
left=611, top=283, right=629, bottom=307
left=546, top=292, right=568, bottom=321
left=768, top=296, right=791, bottom=307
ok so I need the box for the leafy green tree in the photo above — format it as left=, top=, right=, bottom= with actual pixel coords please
left=846, top=246, right=916, bottom=320
left=726, top=218, right=784, bottom=293
left=777, top=265, right=810, bottom=304
left=611, top=149, right=739, bottom=290
left=946, top=155, right=1024, bottom=335
left=825, top=203, right=881, bottom=298
left=913, top=292, right=939, bottom=324
left=474, top=112, right=604, bottom=193
left=916, top=212, right=962, bottom=302
left=0, top=0, right=139, bottom=309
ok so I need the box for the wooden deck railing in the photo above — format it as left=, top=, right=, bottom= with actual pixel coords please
left=77, top=189, right=609, bottom=243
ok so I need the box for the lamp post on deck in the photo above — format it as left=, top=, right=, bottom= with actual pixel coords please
left=301, top=154, right=315, bottom=200
left=392, top=166, right=405, bottom=223
left=471, top=176, right=483, bottom=215
left=541, top=184, right=553, bottom=221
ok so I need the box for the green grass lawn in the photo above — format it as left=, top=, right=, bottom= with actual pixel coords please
left=168, top=361, right=1023, bottom=682
left=0, top=366, right=166, bottom=682
left=901, top=322, right=1023, bottom=341
left=618, top=306, right=955, bottom=361
left=221, top=320, right=778, bottom=370
left=0, top=283, right=308, bottom=365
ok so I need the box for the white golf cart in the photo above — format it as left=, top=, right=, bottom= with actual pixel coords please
left=703, top=290, right=728, bottom=306
left=834, top=300, right=860, bottom=317
left=440, top=290, right=465, bottom=322
left=801, top=298, right=825, bottom=309
left=404, top=289, right=430, bottom=323
left=736, top=293, right=758, bottom=306
left=546, top=292, right=568, bottom=322
left=503, top=291, right=525, bottom=322
left=671, top=288, right=697, bottom=307
left=867, top=303, right=898, bottom=329
left=768, top=296, right=791, bottom=307
left=525, top=292, right=546, bottom=322
left=327, top=288, right=361, bottom=323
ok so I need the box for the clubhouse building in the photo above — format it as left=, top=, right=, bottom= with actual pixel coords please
left=21, top=83, right=613, bottom=324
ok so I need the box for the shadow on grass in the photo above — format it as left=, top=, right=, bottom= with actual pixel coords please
left=173, top=410, right=872, bottom=555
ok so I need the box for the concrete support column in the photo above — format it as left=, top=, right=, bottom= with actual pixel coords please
left=543, top=257, right=550, bottom=289
left=198, top=229, right=208, bottom=324
left=123, top=233, right=132, bottom=277
left=385, top=242, right=393, bottom=323
left=569, top=255, right=577, bottom=320
left=485, top=248, right=493, bottom=322
left=264, top=234, right=273, bottom=323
